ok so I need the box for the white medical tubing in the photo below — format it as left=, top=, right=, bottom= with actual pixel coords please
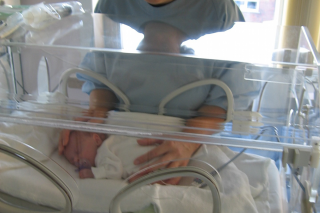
left=59, top=67, right=130, bottom=109
left=159, top=79, right=234, bottom=122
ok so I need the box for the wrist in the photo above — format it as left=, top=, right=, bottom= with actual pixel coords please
left=184, top=117, right=224, bottom=135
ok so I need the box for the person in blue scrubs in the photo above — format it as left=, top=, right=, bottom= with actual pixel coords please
left=59, top=0, right=253, bottom=185
left=94, top=0, right=245, bottom=39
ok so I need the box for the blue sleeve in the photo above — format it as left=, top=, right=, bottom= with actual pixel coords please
left=204, top=63, right=261, bottom=111
left=212, top=0, right=245, bottom=31
left=77, top=52, right=110, bottom=95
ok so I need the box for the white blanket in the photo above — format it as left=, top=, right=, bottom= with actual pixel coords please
left=0, top=144, right=280, bottom=213
left=0, top=93, right=283, bottom=213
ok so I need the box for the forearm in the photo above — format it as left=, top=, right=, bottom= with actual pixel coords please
left=89, top=89, right=118, bottom=117
left=185, top=105, right=226, bottom=135
left=181, top=105, right=226, bottom=151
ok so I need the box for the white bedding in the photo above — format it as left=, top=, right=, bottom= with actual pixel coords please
left=0, top=92, right=284, bottom=213
left=0, top=145, right=282, bottom=213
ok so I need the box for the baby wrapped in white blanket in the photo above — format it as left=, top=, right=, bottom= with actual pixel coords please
left=0, top=92, right=282, bottom=213
left=62, top=131, right=158, bottom=180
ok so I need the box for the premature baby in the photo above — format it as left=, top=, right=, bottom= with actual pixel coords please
left=63, top=130, right=157, bottom=179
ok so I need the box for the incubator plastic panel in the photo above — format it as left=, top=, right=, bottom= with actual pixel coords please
left=0, top=3, right=320, bottom=213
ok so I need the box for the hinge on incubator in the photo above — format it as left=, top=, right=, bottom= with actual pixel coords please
left=302, top=181, right=318, bottom=213
left=299, top=104, right=311, bottom=119
left=310, top=137, right=320, bottom=168
left=305, top=181, right=318, bottom=205
left=282, top=137, right=320, bottom=172
left=232, top=111, right=263, bottom=134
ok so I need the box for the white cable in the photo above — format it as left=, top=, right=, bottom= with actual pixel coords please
left=159, top=79, right=234, bottom=122
left=110, top=166, right=221, bottom=213
left=59, top=68, right=130, bottom=108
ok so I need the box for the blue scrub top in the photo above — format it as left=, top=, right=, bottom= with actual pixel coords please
left=78, top=53, right=261, bottom=116
left=77, top=0, right=257, bottom=117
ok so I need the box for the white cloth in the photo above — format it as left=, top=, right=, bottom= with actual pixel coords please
left=0, top=138, right=281, bottom=213
left=189, top=145, right=260, bottom=213
left=92, top=135, right=155, bottom=179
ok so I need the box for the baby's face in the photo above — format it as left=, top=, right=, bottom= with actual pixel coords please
left=63, top=131, right=98, bottom=169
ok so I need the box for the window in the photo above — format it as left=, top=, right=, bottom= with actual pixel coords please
left=235, top=1, right=245, bottom=7
left=247, top=1, right=257, bottom=9
left=235, top=0, right=259, bottom=13
left=236, top=0, right=283, bottom=24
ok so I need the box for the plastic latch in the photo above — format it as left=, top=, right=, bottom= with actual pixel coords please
left=293, top=149, right=300, bottom=168
left=282, top=147, right=288, bottom=169
left=305, top=69, right=313, bottom=77
left=304, top=181, right=318, bottom=205
left=282, top=147, right=311, bottom=169
left=232, top=111, right=263, bottom=134
left=310, top=136, right=320, bottom=168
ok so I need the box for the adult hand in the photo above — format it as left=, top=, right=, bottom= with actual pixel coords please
left=59, top=89, right=117, bottom=155
left=130, top=139, right=201, bottom=185
left=129, top=105, right=226, bottom=185
left=58, top=129, right=72, bottom=155
left=58, top=109, right=106, bottom=155
left=58, top=111, right=92, bottom=155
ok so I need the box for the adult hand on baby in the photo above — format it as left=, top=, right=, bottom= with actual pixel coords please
left=59, top=89, right=117, bottom=155
left=79, top=168, right=94, bottom=179
left=58, top=129, right=72, bottom=155
left=58, top=109, right=106, bottom=155
left=130, top=139, right=201, bottom=185
left=58, top=113, right=91, bottom=155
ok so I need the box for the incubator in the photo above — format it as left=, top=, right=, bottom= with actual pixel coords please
left=0, top=2, right=320, bottom=213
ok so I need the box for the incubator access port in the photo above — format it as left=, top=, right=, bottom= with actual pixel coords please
left=0, top=143, right=78, bottom=213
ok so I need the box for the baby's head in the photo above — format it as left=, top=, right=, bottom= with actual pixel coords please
left=63, top=131, right=104, bottom=169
